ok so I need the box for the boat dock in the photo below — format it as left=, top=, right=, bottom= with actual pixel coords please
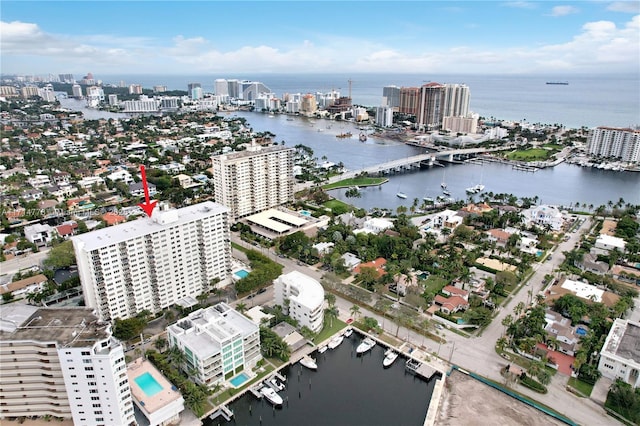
left=405, top=358, right=437, bottom=380
left=209, top=404, right=234, bottom=422
left=249, top=384, right=263, bottom=399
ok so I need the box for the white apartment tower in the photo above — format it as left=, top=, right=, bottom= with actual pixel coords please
left=0, top=305, right=135, bottom=425
left=274, top=271, right=325, bottom=333
left=211, top=145, right=295, bottom=221
left=442, top=84, right=470, bottom=118
left=587, top=127, right=640, bottom=163
left=72, top=201, right=231, bottom=321
left=214, top=78, right=229, bottom=96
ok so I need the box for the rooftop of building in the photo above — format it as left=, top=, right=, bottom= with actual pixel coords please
left=72, top=201, right=228, bottom=251
left=604, top=319, right=640, bottom=363
left=168, top=303, right=258, bottom=360
left=127, top=358, right=184, bottom=417
left=277, top=270, right=325, bottom=309
left=245, top=208, right=308, bottom=234
left=212, top=144, right=294, bottom=161
left=0, top=305, right=109, bottom=348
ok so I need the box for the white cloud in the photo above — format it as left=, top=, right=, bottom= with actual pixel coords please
left=607, top=1, right=640, bottom=13
left=549, top=5, right=579, bottom=17
left=502, top=1, right=537, bottom=9
left=1, top=14, right=639, bottom=75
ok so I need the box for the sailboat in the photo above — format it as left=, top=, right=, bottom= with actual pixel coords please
left=440, top=170, right=447, bottom=189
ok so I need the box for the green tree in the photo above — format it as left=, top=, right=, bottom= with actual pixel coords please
left=324, top=305, right=339, bottom=328
left=350, top=304, right=361, bottom=320
left=43, top=240, right=76, bottom=269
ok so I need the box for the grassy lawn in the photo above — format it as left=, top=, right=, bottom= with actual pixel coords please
left=231, top=242, right=246, bottom=252
left=323, top=199, right=353, bottom=211
left=567, top=377, right=594, bottom=397
left=423, top=275, right=448, bottom=294
left=322, top=177, right=388, bottom=190
left=313, top=319, right=347, bottom=344
left=505, top=148, right=552, bottom=162
left=210, top=364, right=275, bottom=405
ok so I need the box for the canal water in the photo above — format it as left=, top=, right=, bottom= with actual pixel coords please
left=208, top=333, right=437, bottom=426
left=230, top=112, right=640, bottom=210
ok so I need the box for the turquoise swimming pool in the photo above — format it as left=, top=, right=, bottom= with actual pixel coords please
left=230, top=372, right=250, bottom=387
left=135, top=372, right=163, bottom=397
left=234, top=269, right=249, bottom=279
left=299, top=210, right=311, bottom=216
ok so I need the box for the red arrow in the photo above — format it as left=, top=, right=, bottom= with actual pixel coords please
left=138, top=165, right=157, bottom=217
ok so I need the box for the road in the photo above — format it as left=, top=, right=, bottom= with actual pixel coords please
left=0, top=248, right=51, bottom=276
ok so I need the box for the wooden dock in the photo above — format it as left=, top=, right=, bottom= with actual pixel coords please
left=405, top=358, right=437, bottom=380
left=209, top=404, right=233, bottom=421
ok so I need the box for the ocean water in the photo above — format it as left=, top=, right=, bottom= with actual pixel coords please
left=99, top=73, right=639, bottom=129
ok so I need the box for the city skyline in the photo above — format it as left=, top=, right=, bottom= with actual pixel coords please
left=1, top=1, right=639, bottom=76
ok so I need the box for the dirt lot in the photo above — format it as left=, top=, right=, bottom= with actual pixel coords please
left=437, top=369, right=565, bottom=426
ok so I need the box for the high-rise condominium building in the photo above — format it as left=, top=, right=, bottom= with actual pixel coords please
left=188, top=83, right=203, bottom=100
left=442, top=84, right=470, bottom=118
left=167, top=303, right=261, bottom=387
left=72, top=84, right=83, bottom=98
left=0, top=305, right=135, bottom=425
left=418, top=82, right=445, bottom=130
left=382, top=85, right=401, bottom=109
left=587, top=127, right=640, bottom=163
left=399, top=87, right=420, bottom=117
left=72, top=201, right=231, bottom=321
left=214, top=79, right=229, bottom=96
left=211, top=145, right=295, bottom=221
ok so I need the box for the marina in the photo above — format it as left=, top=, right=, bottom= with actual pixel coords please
left=208, top=332, right=439, bottom=426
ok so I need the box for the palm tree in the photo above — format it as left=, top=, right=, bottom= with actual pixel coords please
left=324, top=305, right=339, bottom=328
left=325, top=293, right=336, bottom=308
left=236, top=302, right=247, bottom=314
left=350, top=304, right=361, bottom=320
left=154, top=337, right=168, bottom=353
left=501, top=314, right=513, bottom=337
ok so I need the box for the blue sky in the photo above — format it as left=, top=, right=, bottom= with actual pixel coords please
left=1, top=1, right=639, bottom=75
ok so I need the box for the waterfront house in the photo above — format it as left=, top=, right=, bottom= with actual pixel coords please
left=274, top=271, right=325, bottom=333
left=521, top=205, right=564, bottom=231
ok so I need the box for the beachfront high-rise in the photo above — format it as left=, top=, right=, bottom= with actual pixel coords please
left=72, top=201, right=231, bottom=321
left=166, top=303, right=261, bottom=387
left=0, top=305, right=135, bottom=425
left=587, top=127, right=640, bottom=163
left=211, top=144, right=295, bottom=221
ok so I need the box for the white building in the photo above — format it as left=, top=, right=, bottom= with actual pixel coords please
left=375, top=105, right=394, bottom=127
left=72, top=201, right=231, bottom=321
left=361, top=218, right=394, bottom=234
left=0, top=305, right=135, bottom=425
left=587, top=127, right=640, bottom=163
left=211, top=144, right=295, bottom=220
left=598, top=319, right=640, bottom=388
left=274, top=271, right=325, bottom=333
left=521, top=205, right=564, bottom=231
left=166, top=303, right=261, bottom=387
left=594, top=234, right=626, bottom=253
left=24, top=223, right=54, bottom=246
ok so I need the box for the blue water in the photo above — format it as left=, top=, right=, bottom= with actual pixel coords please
left=99, top=73, right=639, bottom=128
left=230, top=372, right=251, bottom=387
left=234, top=269, right=250, bottom=279
left=134, top=372, right=163, bottom=397
left=299, top=210, right=311, bottom=216
left=576, top=327, right=588, bottom=336
left=537, top=250, right=544, bottom=257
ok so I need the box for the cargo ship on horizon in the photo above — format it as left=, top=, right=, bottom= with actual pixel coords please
left=546, top=81, right=569, bottom=85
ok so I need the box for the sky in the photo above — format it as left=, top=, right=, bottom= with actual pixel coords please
left=1, top=1, right=639, bottom=76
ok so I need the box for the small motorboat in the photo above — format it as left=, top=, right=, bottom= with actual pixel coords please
left=300, top=355, right=318, bottom=370
left=343, top=328, right=353, bottom=338
left=383, top=349, right=399, bottom=367
left=260, top=386, right=283, bottom=406
left=356, top=337, right=376, bottom=354
left=318, top=345, right=328, bottom=354
left=268, top=377, right=285, bottom=391
left=328, top=335, right=344, bottom=349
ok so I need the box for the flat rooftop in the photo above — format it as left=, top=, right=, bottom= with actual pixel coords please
left=245, top=208, right=308, bottom=234
left=127, top=358, right=183, bottom=416
left=605, top=319, right=640, bottom=363
left=213, top=145, right=293, bottom=161
left=72, top=201, right=228, bottom=251
left=0, top=305, right=109, bottom=348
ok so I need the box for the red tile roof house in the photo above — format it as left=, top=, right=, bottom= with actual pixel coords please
left=55, top=222, right=78, bottom=239
left=486, top=228, right=511, bottom=246
left=353, top=257, right=387, bottom=278
left=442, top=285, right=469, bottom=301
left=102, top=212, right=126, bottom=226
left=433, top=294, right=470, bottom=315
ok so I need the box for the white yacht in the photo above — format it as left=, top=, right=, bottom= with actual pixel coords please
left=260, top=386, right=283, bottom=406
left=268, top=377, right=285, bottom=391
left=383, top=349, right=399, bottom=367
left=396, top=192, right=407, bottom=199
left=328, top=335, right=344, bottom=349
left=343, top=328, right=353, bottom=338
left=300, top=355, right=318, bottom=370
left=318, top=345, right=328, bottom=354
left=356, top=337, right=376, bottom=354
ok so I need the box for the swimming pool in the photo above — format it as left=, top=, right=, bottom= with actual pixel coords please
left=134, top=372, right=163, bottom=397
left=299, top=210, right=311, bottom=216
left=537, top=250, right=544, bottom=257
left=234, top=269, right=249, bottom=279
left=230, top=372, right=251, bottom=387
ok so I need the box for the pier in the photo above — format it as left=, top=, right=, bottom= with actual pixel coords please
left=209, top=404, right=234, bottom=422
left=405, top=358, right=437, bottom=380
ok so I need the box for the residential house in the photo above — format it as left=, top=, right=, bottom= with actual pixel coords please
left=21, top=188, right=44, bottom=202
left=486, top=228, right=511, bottom=246
left=24, top=223, right=53, bottom=246
left=0, top=274, right=48, bottom=299
left=102, top=212, right=126, bottom=226
left=128, top=181, right=157, bottom=198
left=353, top=257, right=387, bottom=278
left=312, top=242, right=334, bottom=257
left=55, top=221, right=78, bottom=240
left=611, top=265, right=640, bottom=286
left=594, top=235, right=626, bottom=254
left=392, top=273, right=418, bottom=297
left=174, top=173, right=201, bottom=189
left=598, top=319, right=640, bottom=388
left=574, top=252, right=609, bottom=274
left=361, top=218, right=394, bottom=234
left=341, top=252, right=361, bottom=271
left=433, top=294, right=469, bottom=315
left=544, top=310, right=584, bottom=356
left=521, top=204, right=564, bottom=231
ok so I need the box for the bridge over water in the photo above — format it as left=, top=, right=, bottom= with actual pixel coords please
left=331, top=146, right=511, bottom=182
